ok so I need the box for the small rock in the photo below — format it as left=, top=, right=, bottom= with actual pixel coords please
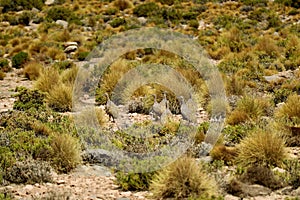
left=120, top=191, right=132, bottom=197
left=56, top=180, right=66, bottom=185
left=272, top=167, right=286, bottom=174
left=137, top=17, right=147, bottom=25
left=31, top=7, right=39, bottom=13
left=56, top=20, right=68, bottom=29
left=224, top=194, right=240, bottom=200
left=24, top=185, right=34, bottom=190
left=64, top=42, right=78, bottom=47
left=0, top=21, right=10, bottom=27
left=64, top=45, right=78, bottom=53
left=291, top=187, right=300, bottom=196
left=45, top=0, right=55, bottom=5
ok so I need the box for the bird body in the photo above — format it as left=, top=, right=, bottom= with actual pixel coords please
left=151, top=94, right=163, bottom=120
left=105, top=93, right=119, bottom=121
left=159, top=92, right=167, bottom=114
left=160, top=100, right=172, bottom=124
left=179, top=96, right=196, bottom=123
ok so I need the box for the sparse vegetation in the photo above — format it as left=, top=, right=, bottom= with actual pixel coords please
left=0, top=0, right=300, bottom=198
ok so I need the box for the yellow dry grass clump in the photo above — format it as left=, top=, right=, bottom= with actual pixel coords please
left=150, top=156, right=218, bottom=199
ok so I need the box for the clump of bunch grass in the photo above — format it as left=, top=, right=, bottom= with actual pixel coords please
left=23, top=61, right=43, bottom=80
left=50, top=133, right=82, bottom=173
left=275, top=94, right=300, bottom=146
left=210, top=145, right=238, bottom=165
left=276, top=93, right=300, bottom=122
left=237, top=128, right=287, bottom=167
left=150, top=156, right=218, bottom=199
left=35, top=67, right=60, bottom=93
left=47, top=83, right=73, bottom=112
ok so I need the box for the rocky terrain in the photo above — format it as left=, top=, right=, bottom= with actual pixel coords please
left=1, top=0, right=300, bottom=199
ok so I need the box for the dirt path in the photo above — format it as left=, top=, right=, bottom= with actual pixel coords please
left=1, top=165, right=151, bottom=200
left=0, top=69, right=32, bottom=113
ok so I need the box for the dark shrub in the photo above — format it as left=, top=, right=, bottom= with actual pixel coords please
left=12, top=51, right=29, bottom=68
left=4, top=159, right=52, bottom=184
left=133, top=2, right=159, bottom=17
left=109, top=18, right=126, bottom=28
left=0, top=0, right=44, bottom=13
left=13, top=87, right=45, bottom=111
left=46, top=6, right=72, bottom=22
left=0, top=58, right=10, bottom=72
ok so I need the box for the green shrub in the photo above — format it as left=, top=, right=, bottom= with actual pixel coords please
left=0, top=58, right=10, bottom=72
left=4, top=159, right=52, bottom=184
left=237, top=129, right=287, bottom=167
left=155, top=0, right=175, bottom=5
left=52, top=60, right=75, bottom=71
left=189, top=19, right=199, bottom=28
left=50, top=133, right=82, bottom=173
left=283, top=159, right=300, bottom=189
left=0, top=0, right=44, bottom=13
left=116, top=171, right=155, bottom=191
left=18, top=11, right=33, bottom=26
left=13, top=87, right=45, bottom=111
left=133, top=2, right=160, bottom=17
left=12, top=51, right=29, bottom=68
left=46, top=6, right=72, bottom=22
left=150, top=156, right=218, bottom=199
left=240, top=0, right=268, bottom=6
left=274, top=0, right=300, bottom=8
left=109, top=17, right=126, bottom=28
left=77, top=51, right=89, bottom=61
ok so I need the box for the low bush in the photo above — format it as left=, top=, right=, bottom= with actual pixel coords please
left=3, top=159, right=52, bottom=184
left=283, top=159, right=300, bottom=189
left=109, top=18, right=126, bottom=28
left=133, top=2, right=160, bottom=17
left=12, top=51, right=29, bottom=69
left=13, top=87, right=45, bottom=111
left=150, top=156, right=218, bottom=199
left=46, top=6, right=72, bottom=22
left=116, top=171, right=155, bottom=191
left=50, top=133, right=82, bottom=173
left=0, top=58, right=10, bottom=72
left=237, top=129, right=287, bottom=167
left=0, top=0, right=44, bottom=13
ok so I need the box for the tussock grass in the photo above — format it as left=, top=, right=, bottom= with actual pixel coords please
left=150, top=156, right=218, bottom=199
left=51, top=133, right=82, bottom=173
left=237, top=129, right=287, bottom=167
left=47, top=83, right=73, bottom=112
left=35, top=67, right=60, bottom=93
left=23, top=61, right=43, bottom=80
